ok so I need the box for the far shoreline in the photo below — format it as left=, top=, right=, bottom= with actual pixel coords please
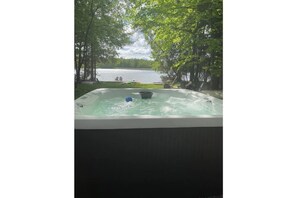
left=96, top=67, right=155, bottom=70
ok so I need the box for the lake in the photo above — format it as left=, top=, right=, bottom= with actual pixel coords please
left=96, top=68, right=163, bottom=83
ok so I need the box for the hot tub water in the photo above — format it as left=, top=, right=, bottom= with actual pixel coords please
left=75, top=89, right=222, bottom=117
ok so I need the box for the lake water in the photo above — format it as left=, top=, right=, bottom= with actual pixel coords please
left=96, top=68, right=163, bottom=83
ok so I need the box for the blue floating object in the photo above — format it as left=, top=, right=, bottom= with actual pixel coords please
left=125, top=96, right=133, bottom=102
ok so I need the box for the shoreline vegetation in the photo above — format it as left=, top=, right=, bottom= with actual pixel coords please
left=97, top=67, right=155, bottom=70
left=96, top=58, right=156, bottom=69
left=75, top=82, right=223, bottom=100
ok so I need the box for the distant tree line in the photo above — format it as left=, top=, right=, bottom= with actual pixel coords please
left=97, top=58, right=155, bottom=69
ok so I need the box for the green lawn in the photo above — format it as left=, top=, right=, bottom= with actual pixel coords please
left=75, top=82, right=164, bottom=99
left=75, top=81, right=223, bottom=100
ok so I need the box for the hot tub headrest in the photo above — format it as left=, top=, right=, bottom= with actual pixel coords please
left=139, top=91, right=153, bottom=99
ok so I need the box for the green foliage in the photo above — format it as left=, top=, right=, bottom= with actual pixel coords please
left=97, top=58, right=156, bottom=69
left=75, top=0, right=130, bottom=81
left=128, top=0, right=223, bottom=90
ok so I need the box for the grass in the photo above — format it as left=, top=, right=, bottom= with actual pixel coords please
left=75, top=82, right=164, bottom=99
left=75, top=81, right=223, bottom=100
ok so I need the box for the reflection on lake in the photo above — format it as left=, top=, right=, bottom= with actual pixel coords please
left=96, top=68, right=163, bottom=83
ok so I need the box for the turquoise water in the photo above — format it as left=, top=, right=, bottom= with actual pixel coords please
left=78, top=91, right=222, bottom=117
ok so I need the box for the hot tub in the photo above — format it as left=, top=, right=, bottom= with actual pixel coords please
left=75, top=88, right=223, bottom=198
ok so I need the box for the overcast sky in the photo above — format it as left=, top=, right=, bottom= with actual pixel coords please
left=117, top=29, right=152, bottom=60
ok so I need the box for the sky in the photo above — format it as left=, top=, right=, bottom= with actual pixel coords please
left=116, top=28, right=152, bottom=60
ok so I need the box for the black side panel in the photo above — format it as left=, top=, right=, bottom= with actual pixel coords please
left=75, top=127, right=222, bottom=198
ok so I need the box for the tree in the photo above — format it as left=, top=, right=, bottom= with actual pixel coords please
left=75, top=0, right=130, bottom=82
left=128, top=0, right=222, bottom=90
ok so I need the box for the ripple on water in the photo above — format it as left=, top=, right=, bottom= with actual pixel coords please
left=86, top=94, right=221, bottom=117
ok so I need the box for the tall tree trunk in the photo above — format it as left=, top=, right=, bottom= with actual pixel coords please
left=218, top=75, right=223, bottom=90
left=76, top=43, right=83, bottom=83
left=75, top=46, right=78, bottom=86
left=91, top=43, right=94, bottom=81
left=81, top=0, right=98, bottom=81
left=76, top=67, right=81, bottom=84
left=83, top=57, right=87, bottom=80
left=210, top=76, right=223, bottom=90
left=84, top=53, right=90, bottom=80
left=189, top=65, right=195, bottom=83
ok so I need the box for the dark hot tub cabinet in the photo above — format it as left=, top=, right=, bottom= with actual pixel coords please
left=75, top=89, right=222, bottom=198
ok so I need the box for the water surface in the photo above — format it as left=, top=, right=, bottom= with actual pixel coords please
left=76, top=89, right=222, bottom=117
left=96, top=68, right=162, bottom=83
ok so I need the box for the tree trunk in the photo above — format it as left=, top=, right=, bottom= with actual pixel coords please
left=76, top=67, right=81, bottom=84
left=90, top=43, right=95, bottom=81
left=76, top=43, right=84, bottom=83
left=189, top=66, right=195, bottom=83
left=210, top=75, right=223, bottom=90
left=83, top=60, right=87, bottom=80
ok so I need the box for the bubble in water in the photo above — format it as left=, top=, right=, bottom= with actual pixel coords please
left=161, top=106, right=174, bottom=114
